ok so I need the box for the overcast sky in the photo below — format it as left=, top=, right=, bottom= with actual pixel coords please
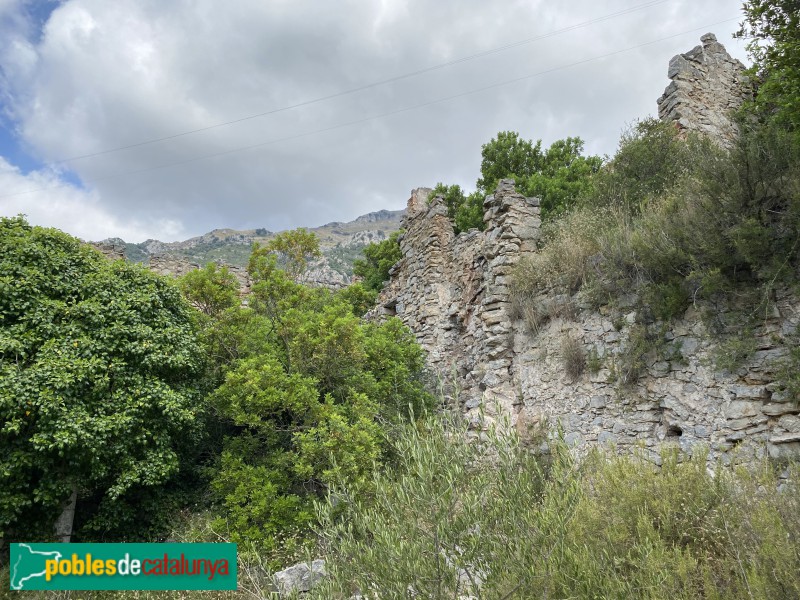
left=0, top=0, right=749, bottom=242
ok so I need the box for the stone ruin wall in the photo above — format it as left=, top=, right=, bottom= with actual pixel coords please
left=657, top=33, right=751, bottom=147
left=374, top=180, right=800, bottom=463
left=372, top=35, right=800, bottom=462
left=373, top=181, right=541, bottom=428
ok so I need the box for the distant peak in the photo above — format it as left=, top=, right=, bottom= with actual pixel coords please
left=351, top=209, right=404, bottom=225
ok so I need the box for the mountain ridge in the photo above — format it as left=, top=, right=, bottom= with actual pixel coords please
left=96, top=207, right=406, bottom=288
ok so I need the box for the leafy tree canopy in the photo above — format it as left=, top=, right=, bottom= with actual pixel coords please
left=430, top=132, right=602, bottom=232
left=736, top=0, right=800, bottom=129
left=477, top=131, right=544, bottom=191
left=257, top=227, right=321, bottom=281
left=0, top=216, right=203, bottom=541
left=188, top=246, right=433, bottom=559
left=178, top=262, right=240, bottom=317
left=353, top=230, right=404, bottom=292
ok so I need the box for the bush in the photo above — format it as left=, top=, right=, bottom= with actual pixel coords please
left=353, top=230, right=403, bottom=292
left=312, top=417, right=800, bottom=599
left=512, top=206, right=612, bottom=298
left=586, top=118, right=704, bottom=212
left=312, top=415, right=558, bottom=599
left=200, top=251, right=434, bottom=555
left=513, top=114, right=799, bottom=379
left=561, top=335, right=586, bottom=380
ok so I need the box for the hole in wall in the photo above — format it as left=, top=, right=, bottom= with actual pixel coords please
left=383, top=299, right=397, bottom=317
left=666, top=424, right=683, bottom=438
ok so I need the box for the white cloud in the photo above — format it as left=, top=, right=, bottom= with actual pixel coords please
left=0, top=0, right=750, bottom=242
left=0, top=157, right=186, bottom=241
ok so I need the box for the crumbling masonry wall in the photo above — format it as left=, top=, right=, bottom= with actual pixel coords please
left=374, top=180, right=800, bottom=463
left=657, top=33, right=750, bottom=147
left=372, top=181, right=540, bottom=425
left=372, top=36, right=799, bottom=461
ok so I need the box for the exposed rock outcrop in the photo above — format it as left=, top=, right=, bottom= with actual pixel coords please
left=273, top=560, right=326, bottom=597
left=148, top=254, right=251, bottom=296
left=90, top=240, right=126, bottom=261
left=657, top=33, right=751, bottom=147
left=93, top=209, right=404, bottom=289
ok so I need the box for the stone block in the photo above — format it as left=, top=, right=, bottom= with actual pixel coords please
left=732, top=385, right=769, bottom=399
left=762, top=403, right=799, bottom=417
left=728, top=418, right=755, bottom=431
left=598, top=431, right=616, bottom=445
left=590, top=395, right=607, bottom=409
left=274, top=560, right=326, bottom=597
left=725, top=399, right=761, bottom=419
left=769, top=441, right=800, bottom=461
left=778, top=415, right=800, bottom=433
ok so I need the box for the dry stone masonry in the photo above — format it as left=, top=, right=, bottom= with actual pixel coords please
left=371, top=180, right=541, bottom=428
left=657, top=33, right=750, bottom=147
left=375, top=178, right=800, bottom=463
left=372, top=35, right=800, bottom=462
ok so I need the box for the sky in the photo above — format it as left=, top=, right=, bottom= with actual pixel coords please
left=0, top=0, right=750, bottom=243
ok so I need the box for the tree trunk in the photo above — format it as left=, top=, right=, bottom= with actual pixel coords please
left=54, top=485, right=78, bottom=543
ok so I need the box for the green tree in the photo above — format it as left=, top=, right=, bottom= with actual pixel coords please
left=433, top=132, right=602, bottom=230
left=178, top=262, right=240, bottom=317
left=258, top=227, right=322, bottom=281
left=203, top=246, right=433, bottom=558
left=477, top=131, right=543, bottom=192
left=353, top=230, right=404, bottom=292
left=335, top=282, right=378, bottom=316
left=428, top=184, right=486, bottom=233
left=0, top=217, right=202, bottom=543
left=520, top=137, right=603, bottom=217
left=736, top=0, right=800, bottom=129
left=455, top=190, right=487, bottom=232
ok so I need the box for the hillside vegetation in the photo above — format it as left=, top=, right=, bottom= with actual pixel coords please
left=1, top=5, right=798, bottom=599
left=0, top=223, right=432, bottom=573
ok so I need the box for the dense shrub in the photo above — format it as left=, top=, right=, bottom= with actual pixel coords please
left=560, top=335, right=586, bottom=380
left=179, top=233, right=434, bottom=562
left=352, top=230, right=403, bottom=292
left=0, top=217, right=204, bottom=544
left=313, top=416, right=800, bottom=599
left=512, top=115, right=799, bottom=379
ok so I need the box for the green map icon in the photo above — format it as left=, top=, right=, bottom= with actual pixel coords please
left=10, top=544, right=63, bottom=590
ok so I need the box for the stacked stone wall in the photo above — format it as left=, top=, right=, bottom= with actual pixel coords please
left=372, top=177, right=800, bottom=462
left=657, top=33, right=751, bottom=147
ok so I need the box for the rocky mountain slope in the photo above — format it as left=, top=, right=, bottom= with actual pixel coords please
left=98, top=208, right=404, bottom=288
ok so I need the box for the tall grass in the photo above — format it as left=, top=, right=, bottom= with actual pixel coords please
left=312, top=415, right=800, bottom=599
left=511, top=118, right=800, bottom=386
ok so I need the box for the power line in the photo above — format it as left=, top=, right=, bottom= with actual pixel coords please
left=0, top=16, right=740, bottom=201
left=6, top=0, right=670, bottom=171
